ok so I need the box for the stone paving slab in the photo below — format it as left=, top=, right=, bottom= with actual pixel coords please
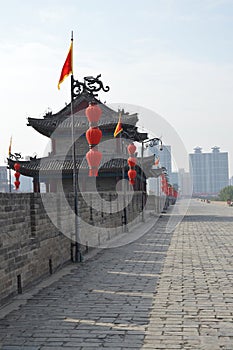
left=142, top=200, right=233, bottom=350
left=0, top=214, right=172, bottom=349
left=1, top=200, right=233, bottom=349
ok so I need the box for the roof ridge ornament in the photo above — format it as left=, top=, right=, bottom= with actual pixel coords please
left=72, top=74, right=110, bottom=100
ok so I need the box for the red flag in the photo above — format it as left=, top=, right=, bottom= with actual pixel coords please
left=58, top=41, right=73, bottom=89
left=114, top=113, right=123, bottom=137
left=8, top=136, right=12, bottom=156
left=155, top=157, right=160, bottom=166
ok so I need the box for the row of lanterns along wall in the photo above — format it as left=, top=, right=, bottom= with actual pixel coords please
left=161, top=173, right=178, bottom=198
left=85, top=102, right=137, bottom=184
left=161, top=173, right=168, bottom=195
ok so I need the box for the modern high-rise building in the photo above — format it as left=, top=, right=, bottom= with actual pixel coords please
left=171, top=169, right=192, bottom=197
left=189, top=146, right=229, bottom=197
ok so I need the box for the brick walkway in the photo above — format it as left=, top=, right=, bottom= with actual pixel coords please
left=142, top=200, right=233, bottom=350
left=0, top=200, right=233, bottom=349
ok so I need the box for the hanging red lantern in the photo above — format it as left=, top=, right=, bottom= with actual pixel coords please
left=85, top=102, right=102, bottom=124
left=127, top=143, right=136, bottom=155
left=128, top=169, right=136, bottom=181
left=86, top=148, right=102, bottom=177
left=14, top=172, right=20, bottom=180
left=127, top=157, right=137, bottom=167
left=86, top=127, right=102, bottom=147
left=168, top=186, right=172, bottom=196
left=14, top=163, right=20, bottom=171
left=14, top=180, right=20, bottom=190
left=129, top=179, right=135, bottom=185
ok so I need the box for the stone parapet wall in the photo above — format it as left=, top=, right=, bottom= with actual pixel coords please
left=0, top=192, right=163, bottom=305
left=0, top=193, right=71, bottom=306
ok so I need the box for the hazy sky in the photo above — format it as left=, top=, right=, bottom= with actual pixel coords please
left=1, top=0, right=233, bottom=174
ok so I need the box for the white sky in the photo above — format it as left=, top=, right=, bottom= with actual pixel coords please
left=1, top=0, right=233, bottom=175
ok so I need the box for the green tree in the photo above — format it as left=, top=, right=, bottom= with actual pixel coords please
left=218, top=186, right=233, bottom=201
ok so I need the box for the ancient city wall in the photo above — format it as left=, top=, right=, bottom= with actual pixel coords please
left=0, top=192, right=164, bottom=305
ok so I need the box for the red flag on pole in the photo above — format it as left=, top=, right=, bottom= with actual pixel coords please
left=155, top=157, right=160, bottom=166
left=58, top=41, right=73, bottom=89
left=114, top=113, right=123, bottom=137
left=8, top=136, right=12, bottom=156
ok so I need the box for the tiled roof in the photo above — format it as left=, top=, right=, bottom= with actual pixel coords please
left=8, top=154, right=155, bottom=178
left=27, top=92, right=141, bottom=138
left=27, top=114, right=139, bottom=137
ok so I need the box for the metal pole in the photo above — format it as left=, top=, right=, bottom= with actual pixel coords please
left=121, top=136, right=127, bottom=232
left=9, top=168, right=11, bottom=193
left=70, top=32, right=81, bottom=263
left=141, top=141, right=145, bottom=222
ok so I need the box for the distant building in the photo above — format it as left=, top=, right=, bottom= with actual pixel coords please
left=171, top=169, right=192, bottom=198
left=171, top=172, right=179, bottom=187
left=0, top=166, right=8, bottom=192
left=18, top=175, right=33, bottom=192
left=189, top=146, right=229, bottom=197
left=178, top=168, right=192, bottom=197
left=147, top=144, right=172, bottom=178
left=229, top=176, right=233, bottom=186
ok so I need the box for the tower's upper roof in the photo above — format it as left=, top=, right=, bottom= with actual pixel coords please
left=27, top=91, right=146, bottom=141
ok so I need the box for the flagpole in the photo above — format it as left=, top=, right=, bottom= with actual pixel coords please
left=8, top=137, right=12, bottom=193
left=120, top=125, right=127, bottom=232
left=9, top=168, right=12, bottom=193
left=70, top=31, right=81, bottom=263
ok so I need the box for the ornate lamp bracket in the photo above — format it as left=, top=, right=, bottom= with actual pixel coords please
left=9, top=152, right=22, bottom=161
left=144, top=137, right=163, bottom=150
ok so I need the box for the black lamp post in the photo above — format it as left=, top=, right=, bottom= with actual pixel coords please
left=140, top=137, right=163, bottom=222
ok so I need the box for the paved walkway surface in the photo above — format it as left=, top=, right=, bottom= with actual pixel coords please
left=0, top=200, right=233, bottom=349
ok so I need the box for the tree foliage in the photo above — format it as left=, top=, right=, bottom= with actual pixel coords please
left=218, top=185, right=233, bottom=201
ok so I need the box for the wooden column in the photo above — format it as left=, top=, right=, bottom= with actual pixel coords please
left=33, top=178, right=40, bottom=193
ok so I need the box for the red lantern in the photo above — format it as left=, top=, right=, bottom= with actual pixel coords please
left=128, top=169, right=136, bottom=181
left=127, top=157, right=137, bottom=167
left=86, top=148, right=102, bottom=177
left=85, top=102, right=102, bottom=124
left=14, top=180, right=20, bottom=190
left=14, top=172, right=20, bottom=180
left=86, top=127, right=102, bottom=147
left=14, top=163, right=20, bottom=171
left=127, top=143, right=136, bottom=155
left=168, top=186, right=172, bottom=196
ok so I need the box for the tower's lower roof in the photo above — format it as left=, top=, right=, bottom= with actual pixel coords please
left=8, top=154, right=158, bottom=179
